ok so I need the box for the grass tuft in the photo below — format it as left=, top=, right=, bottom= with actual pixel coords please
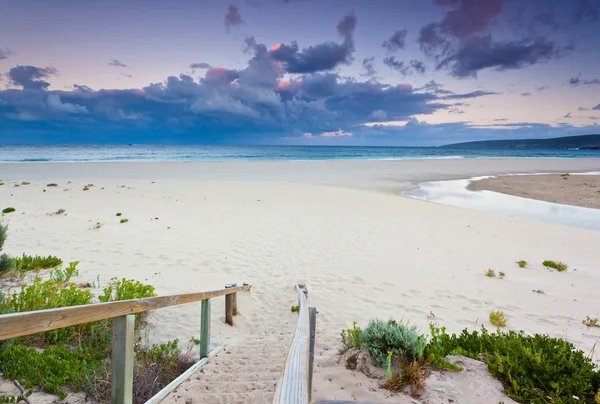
left=533, top=289, right=545, bottom=294
left=116, top=212, right=122, bottom=216
left=290, top=305, right=299, bottom=312
left=489, top=311, right=507, bottom=327
left=46, top=183, right=58, bottom=187
left=48, top=208, right=66, bottom=216
left=485, top=269, right=495, bottom=278
left=498, top=271, right=506, bottom=279
left=582, top=316, right=599, bottom=328
left=543, top=260, right=568, bottom=272
left=21, top=181, right=30, bottom=185
left=2, top=207, right=16, bottom=214
left=120, top=218, right=129, bottom=224
left=380, top=360, right=427, bottom=396
left=516, top=260, right=527, bottom=268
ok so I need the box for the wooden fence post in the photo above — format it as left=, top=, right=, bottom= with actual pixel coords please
left=225, top=283, right=234, bottom=326
left=308, top=307, right=317, bottom=402
left=231, top=282, right=238, bottom=316
left=200, top=299, right=211, bottom=358
left=112, top=314, right=135, bottom=404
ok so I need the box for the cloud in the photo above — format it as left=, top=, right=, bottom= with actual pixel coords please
left=225, top=5, right=243, bottom=31
left=441, top=90, right=499, bottom=100
left=190, top=63, right=212, bottom=70
left=593, top=104, right=600, bottom=110
left=418, top=0, right=564, bottom=78
left=569, top=73, right=600, bottom=86
left=436, top=35, right=560, bottom=78
left=121, top=73, right=133, bottom=78
left=563, top=112, right=572, bottom=118
left=521, top=92, right=531, bottom=96
left=383, top=57, right=426, bottom=76
left=360, top=57, right=376, bottom=77
left=578, top=106, right=589, bottom=111
left=0, top=48, right=13, bottom=60
left=268, top=12, right=356, bottom=74
left=108, top=59, right=127, bottom=68
left=572, top=0, right=599, bottom=23
left=382, top=30, right=407, bottom=53
left=7, top=65, right=58, bottom=90
left=536, top=85, right=549, bottom=91
left=533, top=11, right=559, bottom=29
left=46, top=94, right=89, bottom=114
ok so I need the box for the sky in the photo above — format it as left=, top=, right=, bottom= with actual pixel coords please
left=1, top=0, right=599, bottom=146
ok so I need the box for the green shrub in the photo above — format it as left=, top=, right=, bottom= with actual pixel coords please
left=120, top=218, right=129, bottom=224
left=49, top=261, right=79, bottom=283
left=489, top=311, right=507, bottom=327
left=290, top=305, right=299, bottom=312
left=0, top=224, right=7, bottom=250
left=340, top=320, right=363, bottom=353
left=498, top=271, right=506, bottom=279
left=485, top=269, right=495, bottom=277
left=426, top=326, right=600, bottom=403
left=583, top=316, right=599, bottom=328
left=0, top=254, right=15, bottom=276
left=2, top=207, right=15, bottom=214
left=116, top=212, right=122, bottom=216
left=99, top=278, right=157, bottom=302
left=423, top=324, right=462, bottom=371
left=516, top=260, right=527, bottom=268
left=14, top=253, right=63, bottom=272
left=543, top=260, right=568, bottom=272
left=359, top=319, right=426, bottom=365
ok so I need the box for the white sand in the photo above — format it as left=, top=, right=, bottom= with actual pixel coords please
left=1, top=158, right=600, bottom=403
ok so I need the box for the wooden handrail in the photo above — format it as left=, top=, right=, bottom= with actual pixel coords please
left=0, top=284, right=251, bottom=341
left=273, top=283, right=315, bottom=404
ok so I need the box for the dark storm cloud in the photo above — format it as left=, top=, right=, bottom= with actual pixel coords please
left=225, top=5, right=243, bottom=31
left=436, top=35, right=560, bottom=78
left=7, top=65, right=58, bottom=90
left=418, top=0, right=564, bottom=78
left=383, top=57, right=426, bottom=76
left=382, top=30, right=407, bottom=53
left=268, top=12, right=356, bottom=74
left=360, top=57, right=376, bottom=77
left=108, top=59, right=127, bottom=68
left=572, top=0, right=599, bottom=23
left=0, top=48, right=13, bottom=60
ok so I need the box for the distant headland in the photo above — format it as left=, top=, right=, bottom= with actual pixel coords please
left=443, top=134, right=600, bottom=149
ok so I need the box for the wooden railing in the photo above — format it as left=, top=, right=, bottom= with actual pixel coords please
left=272, top=283, right=317, bottom=404
left=0, top=282, right=252, bottom=404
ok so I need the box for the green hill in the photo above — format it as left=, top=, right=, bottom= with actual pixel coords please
left=443, top=134, right=600, bottom=149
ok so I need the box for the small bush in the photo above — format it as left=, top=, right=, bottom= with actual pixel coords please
left=340, top=321, right=363, bottom=353
left=360, top=319, right=426, bottom=365
left=14, top=253, right=63, bottom=272
left=21, top=181, right=30, bottom=185
left=2, top=207, right=16, bottom=214
left=583, top=316, right=599, bottom=328
left=489, top=311, right=507, bottom=327
left=543, top=260, right=568, bottom=272
left=189, top=336, right=201, bottom=345
left=120, top=218, right=129, bottom=224
left=516, top=260, right=527, bottom=268
left=116, top=212, right=122, bottom=216
left=91, top=221, right=103, bottom=230
left=290, top=305, right=299, bottom=312
left=99, top=278, right=157, bottom=302
left=425, top=326, right=600, bottom=403
left=49, top=261, right=79, bottom=283
left=485, top=269, right=495, bottom=277
left=46, top=183, right=58, bottom=187
left=498, top=271, right=505, bottom=279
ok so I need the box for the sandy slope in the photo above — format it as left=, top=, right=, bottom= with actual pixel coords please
left=1, top=159, right=599, bottom=403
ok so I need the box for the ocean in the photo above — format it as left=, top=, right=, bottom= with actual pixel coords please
left=1, top=144, right=599, bottom=163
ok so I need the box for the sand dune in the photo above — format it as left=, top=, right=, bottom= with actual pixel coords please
left=1, top=159, right=599, bottom=403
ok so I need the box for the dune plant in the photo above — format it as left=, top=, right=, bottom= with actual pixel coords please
left=99, top=278, right=157, bottom=302
left=381, top=360, right=427, bottom=396
left=340, top=321, right=363, bottom=353
left=359, top=319, right=426, bottom=365
left=2, top=207, right=15, bottom=214
left=516, top=260, right=527, bottom=268
left=116, top=212, right=122, bottom=216
left=290, top=305, right=299, bottom=313
left=533, top=289, right=545, bottom=294
left=120, top=218, right=129, bottom=224
left=485, top=269, right=495, bottom=277
left=543, top=260, right=568, bottom=272
left=583, top=316, right=600, bottom=328
left=498, top=271, right=506, bottom=279
left=46, top=183, right=58, bottom=187
left=14, top=253, right=62, bottom=272
left=49, top=261, right=80, bottom=283
left=21, top=181, right=30, bottom=185
left=0, top=224, right=15, bottom=276
left=489, top=311, right=507, bottom=327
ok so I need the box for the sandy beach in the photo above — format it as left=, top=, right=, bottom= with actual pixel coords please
left=469, top=173, right=600, bottom=209
left=1, top=158, right=600, bottom=403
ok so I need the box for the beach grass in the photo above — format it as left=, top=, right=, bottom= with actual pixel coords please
left=516, top=260, right=527, bottom=268
left=542, top=260, right=568, bottom=272
left=489, top=311, right=507, bottom=327
left=485, top=269, right=495, bottom=278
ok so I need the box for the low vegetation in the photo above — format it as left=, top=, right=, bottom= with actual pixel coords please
left=516, top=260, right=527, bottom=268
left=498, top=271, right=505, bottom=279
left=489, top=311, right=507, bottom=327
left=120, top=218, right=129, bottom=224
left=532, top=289, right=545, bottom=294
left=0, top=226, right=196, bottom=402
left=21, top=181, right=30, bottom=185
left=485, top=269, right=495, bottom=278
left=290, top=305, right=299, bottom=313
left=583, top=316, right=599, bottom=328
left=543, top=260, right=568, bottom=272
left=48, top=208, right=66, bottom=216
left=0, top=224, right=14, bottom=275
left=91, top=221, right=103, bottom=230
left=14, top=253, right=63, bottom=272
left=46, top=183, right=58, bottom=187
left=2, top=207, right=16, bottom=214
left=341, top=320, right=600, bottom=403
left=116, top=212, right=122, bottom=216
